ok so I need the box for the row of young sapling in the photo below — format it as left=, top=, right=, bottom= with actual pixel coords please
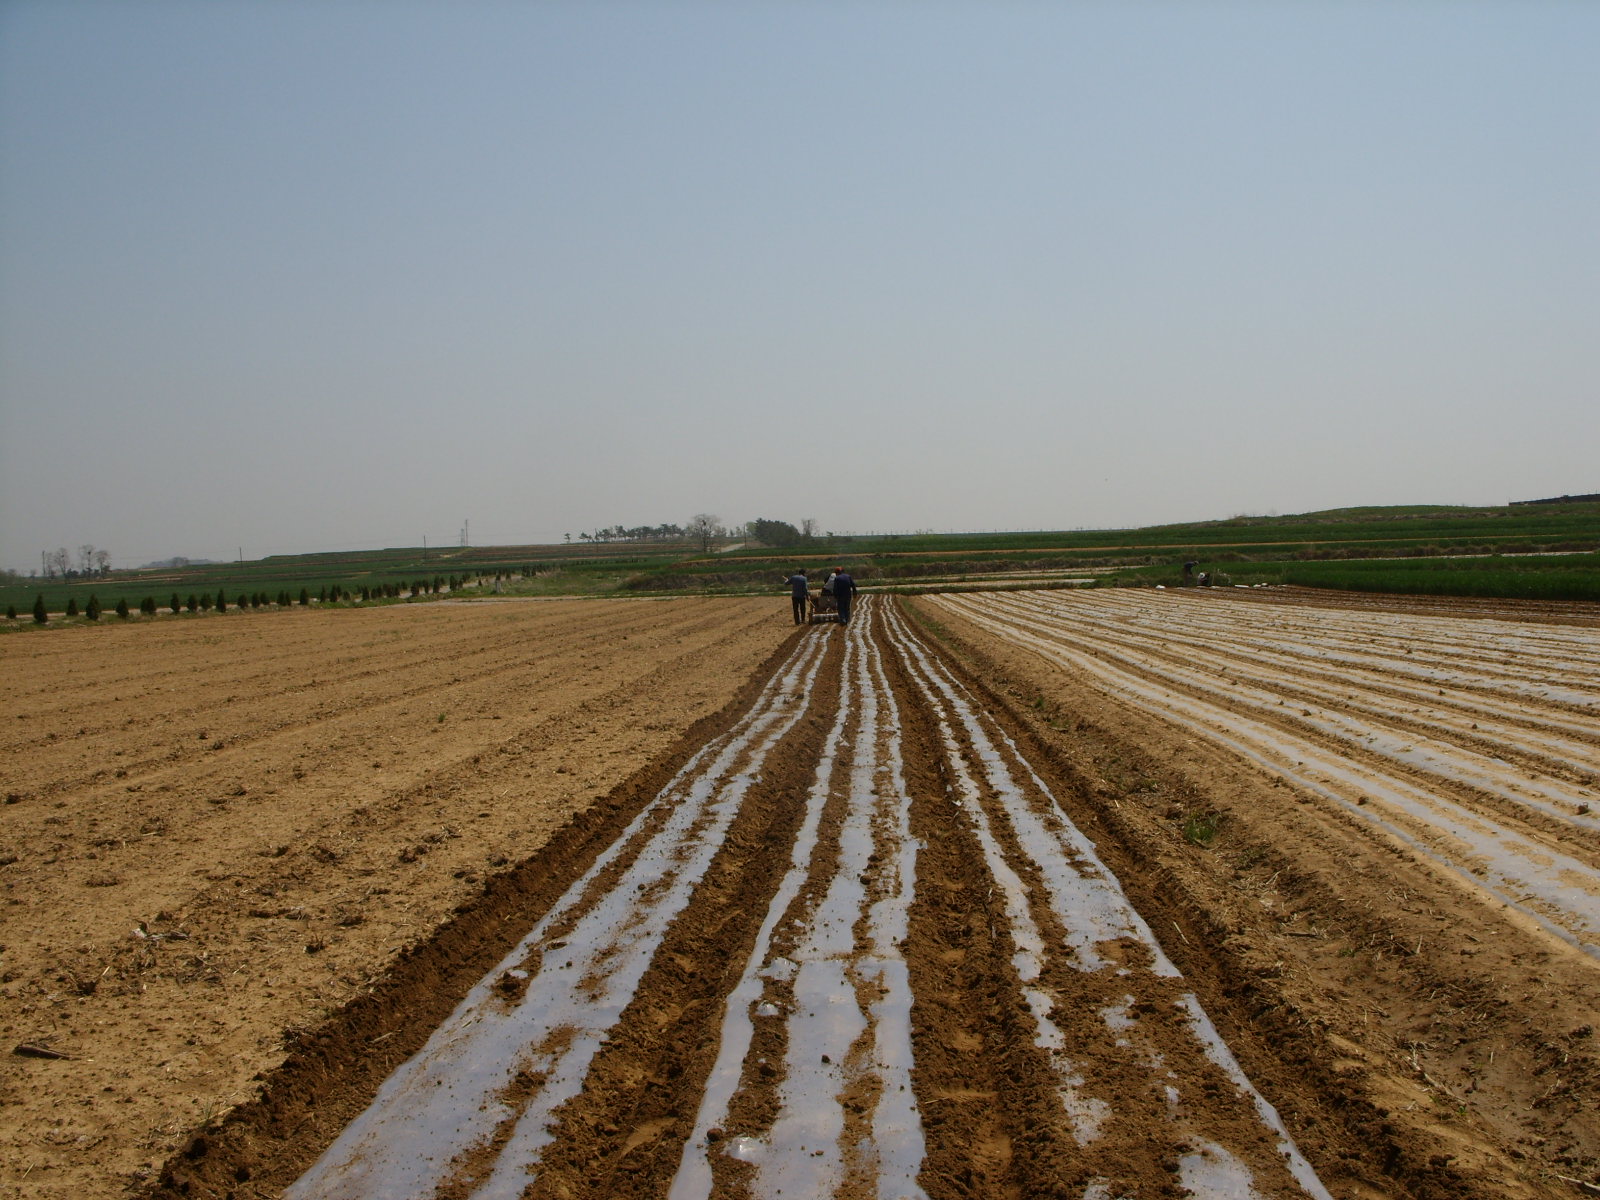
left=7, top=575, right=482, bottom=624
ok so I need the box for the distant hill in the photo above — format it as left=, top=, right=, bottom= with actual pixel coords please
left=1511, top=493, right=1600, bottom=506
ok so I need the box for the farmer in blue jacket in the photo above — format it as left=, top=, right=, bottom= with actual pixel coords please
left=785, top=570, right=809, bottom=625
left=831, top=567, right=857, bottom=626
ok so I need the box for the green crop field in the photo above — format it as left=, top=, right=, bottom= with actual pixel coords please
left=5, top=500, right=1598, bottom=626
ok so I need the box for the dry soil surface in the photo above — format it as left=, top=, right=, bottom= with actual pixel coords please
left=1, top=598, right=783, bottom=1199
left=3, top=589, right=1599, bottom=1200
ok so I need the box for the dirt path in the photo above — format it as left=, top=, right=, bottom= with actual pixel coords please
left=7, top=589, right=1598, bottom=1198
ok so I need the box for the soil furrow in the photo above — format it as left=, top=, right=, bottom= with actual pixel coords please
left=9, top=588, right=1598, bottom=1199
left=282, top=633, right=831, bottom=1199
left=911, top=588, right=1600, bottom=1196
left=932, top=593, right=1600, bottom=957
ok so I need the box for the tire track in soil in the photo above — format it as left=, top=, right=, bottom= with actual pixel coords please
left=147, top=597, right=1439, bottom=1198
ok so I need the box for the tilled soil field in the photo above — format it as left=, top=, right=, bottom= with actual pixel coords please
left=0, top=598, right=783, bottom=1199
left=3, top=589, right=1598, bottom=1199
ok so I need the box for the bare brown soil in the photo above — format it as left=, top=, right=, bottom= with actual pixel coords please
left=3, top=589, right=1597, bottom=1199
left=0, top=598, right=783, bottom=1199
left=915, top=587, right=1600, bottom=1198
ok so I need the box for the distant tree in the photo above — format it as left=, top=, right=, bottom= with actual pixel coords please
left=170, top=593, right=181, bottom=614
left=749, top=518, right=802, bottom=548
left=187, top=594, right=199, bottom=613
left=115, top=597, right=129, bottom=619
left=140, top=596, right=157, bottom=615
left=66, top=597, right=79, bottom=617
left=236, top=593, right=248, bottom=610
left=93, top=549, right=111, bottom=575
left=32, top=594, right=47, bottom=624
left=688, top=513, right=724, bottom=553
left=215, top=591, right=227, bottom=613
left=87, top=595, right=102, bottom=620
left=78, top=545, right=96, bottom=575
left=801, top=518, right=818, bottom=540
left=299, top=588, right=310, bottom=606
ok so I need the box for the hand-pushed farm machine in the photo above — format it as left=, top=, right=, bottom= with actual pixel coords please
left=807, top=589, right=839, bottom=624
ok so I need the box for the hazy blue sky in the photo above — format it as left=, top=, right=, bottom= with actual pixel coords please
left=2, top=1, right=1595, bottom=569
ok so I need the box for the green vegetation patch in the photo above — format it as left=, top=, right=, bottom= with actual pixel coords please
left=5, top=501, right=1597, bottom=623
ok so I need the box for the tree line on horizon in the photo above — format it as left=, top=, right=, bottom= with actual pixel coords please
left=8, top=575, right=485, bottom=625
left=569, top=516, right=819, bottom=551
left=29, top=544, right=113, bottom=580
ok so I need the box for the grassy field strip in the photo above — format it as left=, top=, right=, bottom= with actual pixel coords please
left=671, top=601, right=929, bottom=1200
left=934, top=593, right=1600, bottom=958
left=884, top=601, right=1335, bottom=1199
left=284, top=631, right=829, bottom=1200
